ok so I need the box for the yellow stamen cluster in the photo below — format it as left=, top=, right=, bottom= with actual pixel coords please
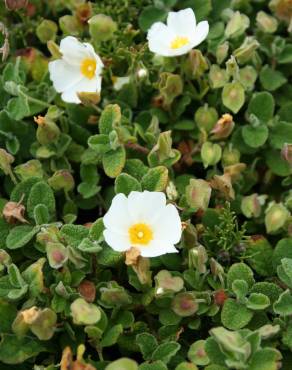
left=129, top=223, right=153, bottom=246
left=170, top=36, right=189, bottom=49
left=80, top=58, right=97, bottom=79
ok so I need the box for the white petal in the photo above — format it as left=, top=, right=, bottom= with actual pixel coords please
left=189, top=21, right=209, bottom=48
left=147, top=22, right=175, bottom=57
left=61, top=76, right=102, bottom=104
left=59, top=36, right=89, bottom=65
left=153, top=204, right=182, bottom=244
left=48, top=59, right=82, bottom=93
left=167, top=8, right=196, bottom=36
left=103, top=229, right=130, bottom=252
left=139, top=239, right=178, bottom=257
left=127, top=191, right=166, bottom=223
left=103, top=193, right=132, bottom=234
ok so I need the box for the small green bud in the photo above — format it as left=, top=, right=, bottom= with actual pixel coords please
left=201, top=142, right=222, bottom=168
left=70, top=298, right=101, bottom=325
left=154, top=270, right=184, bottom=296
left=188, top=245, right=208, bottom=274
left=222, top=81, right=245, bottom=114
left=265, top=202, right=290, bottom=233
left=59, top=15, right=83, bottom=36
left=195, top=105, right=218, bottom=132
left=158, top=72, right=183, bottom=108
left=222, top=145, right=240, bottom=166
left=209, top=65, right=229, bottom=89
left=48, top=170, right=75, bottom=192
left=88, top=14, right=117, bottom=42
left=34, top=115, right=60, bottom=145
left=233, top=37, right=259, bottom=64
left=256, top=11, right=278, bottom=33
left=211, top=114, right=235, bottom=139
left=183, top=49, right=208, bottom=79
left=241, top=193, right=263, bottom=218
left=188, top=340, right=210, bottom=366
left=172, top=292, right=198, bottom=317
left=216, top=41, right=229, bottom=64
left=186, top=179, right=212, bottom=211
left=14, top=160, right=43, bottom=181
left=100, top=281, right=132, bottom=307
left=0, top=148, right=14, bottom=175
left=238, top=66, right=258, bottom=90
left=225, top=11, right=250, bottom=39
left=36, top=20, right=58, bottom=43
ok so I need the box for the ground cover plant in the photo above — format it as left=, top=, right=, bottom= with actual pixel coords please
left=0, top=0, right=292, bottom=369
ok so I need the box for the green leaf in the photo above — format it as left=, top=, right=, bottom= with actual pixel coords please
left=249, top=348, right=281, bottom=370
left=232, top=279, right=249, bottom=301
left=136, top=333, right=158, bottom=360
left=115, top=173, right=142, bottom=195
left=247, top=91, right=275, bottom=123
left=101, top=324, right=123, bottom=347
left=0, top=334, right=45, bottom=364
left=6, top=225, right=39, bottom=250
left=88, top=134, right=110, bottom=154
left=8, top=264, right=26, bottom=288
left=141, top=166, right=168, bottom=191
left=260, top=65, right=287, bottom=91
left=273, top=238, right=292, bottom=269
left=102, top=146, right=126, bottom=178
left=265, top=150, right=291, bottom=177
left=99, top=104, right=121, bottom=135
left=242, top=125, right=269, bottom=148
left=227, top=262, right=255, bottom=289
left=0, top=300, right=17, bottom=333
left=221, top=299, right=253, bottom=330
left=22, top=258, right=45, bottom=297
left=60, top=224, right=89, bottom=248
left=139, top=361, right=168, bottom=370
left=151, top=341, right=181, bottom=364
left=33, top=204, right=50, bottom=225
left=269, top=121, right=292, bottom=149
left=273, top=290, right=292, bottom=316
left=138, top=6, right=167, bottom=32
left=177, top=0, right=212, bottom=21
left=27, top=181, right=55, bottom=220
left=246, top=293, right=270, bottom=310
left=222, top=82, right=245, bottom=113
left=6, top=96, right=30, bottom=121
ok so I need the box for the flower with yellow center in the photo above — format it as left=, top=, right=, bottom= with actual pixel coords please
left=48, top=36, right=103, bottom=104
left=103, top=191, right=182, bottom=258
left=147, top=8, right=209, bottom=57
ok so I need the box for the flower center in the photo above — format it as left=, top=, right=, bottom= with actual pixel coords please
left=80, top=58, right=97, bottom=79
left=128, top=223, right=153, bottom=246
left=170, top=36, right=189, bottom=49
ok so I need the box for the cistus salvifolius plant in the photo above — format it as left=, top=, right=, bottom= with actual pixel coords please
left=0, top=0, right=292, bottom=369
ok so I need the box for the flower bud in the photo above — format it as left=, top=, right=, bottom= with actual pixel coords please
left=209, top=65, right=229, bottom=89
left=75, top=2, right=92, bottom=24
left=100, top=281, right=132, bottom=307
left=222, top=145, right=240, bottom=166
left=59, top=15, right=83, bottom=36
left=88, top=14, right=117, bottom=42
left=238, top=66, right=257, bottom=91
left=2, top=199, right=28, bottom=224
left=183, top=49, right=208, bottom=79
left=265, top=202, right=290, bottom=233
left=241, top=193, right=262, bottom=218
left=34, top=115, right=60, bottom=145
left=256, top=11, right=278, bottom=33
left=0, top=148, right=14, bottom=175
left=224, top=163, right=246, bottom=181
left=216, top=41, right=229, bottom=64
left=154, top=270, right=184, bottom=296
left=281, top=143, right=292, bottom=166
left=78, top=280, right=96, bottom=303
left=47, top=40, right=62, bottom=59
left=225, top=11, right=250, bottom=39
left=5, top=0, right=27, bottom=10
left=211, top=114, right=234, bottom=139
left=186, top=179, right=212, bottom=211
left=233, top=37, right=259, bottom=64
left=188, top=245, right=208, bottom=274
left=0, top=249, right=11, bottom=272
left=201, top=142, right=222, bottom=168
left=210, top=258, right=225, bottom=277
left=36, top=225, right=60, bottom=247
left=172, top=292, right=198, bottom=317
left=70, top=298, right=101, bottom=325
left=14, top=159, right=43, bottom=180
left=36, top=20, right=58, bottom=44
left=46, top=242, right=68, bottom=269
left=210, top=174, right=235, bottom=200
left=48, top=170, right=75, bottom=192
left=195, top=105, right=218, bottom=132
left=158, top=72, right=183, bottom=108
left=269, top=0, right=292, bottom=23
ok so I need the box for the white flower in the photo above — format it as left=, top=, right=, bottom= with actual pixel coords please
left=112, top=76, right=130, bottom=91
left=48, top=36, right=104, bottom=104
left=103, top=191, right=182, bottom=257
left=147, top=8, right=209, bottom=57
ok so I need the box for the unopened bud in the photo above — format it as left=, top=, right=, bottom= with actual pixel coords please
left=256, top=11, right=278, bottom=33
left=183, top=49, right=208, bottom=79
left=265, top=202, right=290, bottom=233
left=186, top=179, right=212, bottom=211
left=77, top=92, right=100, bottom=106
left=281, top=143, right=292, bottom=166
left=36, top=20, right=58, bottom=43
left=209, top=65, right=229, bottom=89
left=59, top=15, right=83, bottom=36
left=195, top=105, right=218, bottom=132
left=48, top=170, right=75, bottom=192
left=211, top=114, right=234, bottom=139
left=225, top=11, right=250, bottom=39
left=172, top=292, right=198, bottom=317
left=216, top=41, right=229, bottom=64
left=188, top=245, right=208, bottom=273
left=241, top=193, right=262, bottom=218
left=34, top=115, right=60, bottom=145
left=233, top=37, right=259, bottom=64
left=222, top=145, right=240, bottom=166
left=14, top=159, right=43, bottom=180
left=88, top=14, right=117, bottom=42
left=70, top=298, right=101, bottom=325
left=201, top=142, right=222, bottom=168
left=5, top=0, right=27, bottom=10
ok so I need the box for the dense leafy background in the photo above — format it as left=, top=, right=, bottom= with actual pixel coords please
left=0, top=0, right=292, bottom=369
